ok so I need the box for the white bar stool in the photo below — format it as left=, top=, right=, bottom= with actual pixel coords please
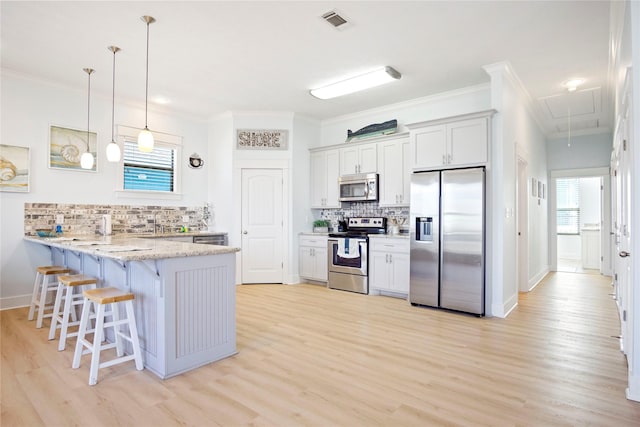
left=48, top=274, right=98, bottom=351
left=28, top=265, right=72, bottom=328
left=72, top=287, right=144, bottom=386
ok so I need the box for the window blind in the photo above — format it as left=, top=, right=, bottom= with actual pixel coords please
left=123, top=141, right=175, bottom=192
left=556, top=178, right=580, bottom=235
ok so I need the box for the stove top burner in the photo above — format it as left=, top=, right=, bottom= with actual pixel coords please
left=329, top=217, right=387, bottom=238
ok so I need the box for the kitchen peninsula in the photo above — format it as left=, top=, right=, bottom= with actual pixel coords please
left=24, top=235, right=240, bottom=379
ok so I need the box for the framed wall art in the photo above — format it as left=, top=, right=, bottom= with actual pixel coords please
left=0, top=144, right=30, bottom=192
left=236, top=129, right=288, bottom=150
left=49, top=125, right=97, bottom=172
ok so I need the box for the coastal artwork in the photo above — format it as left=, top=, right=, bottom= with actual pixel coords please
left=49, top=125, right=97, bottom=171
left=0, top=144, right=30, bottom=192
left=237, top=129, right=288, bottom=150
left=346, top=119, right=397, bottom=142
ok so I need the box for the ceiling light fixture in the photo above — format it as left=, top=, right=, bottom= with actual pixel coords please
left=80, top=68, right=95, bottom=170
left=564, top=78, right=585, bottom=92
left=106, top=46, right=121, bottom=162
left=310, top=66, right=401, bottom=100
left=138, top=15, right=156, bottom=152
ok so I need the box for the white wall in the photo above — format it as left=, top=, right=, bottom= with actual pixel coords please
left=547, top=133, right=612, bottom=170
left=484, top=61, right=549, bottom=315
left=206, top=111, right=318, bottom=284
left=0, top=72, right=209, bottom=307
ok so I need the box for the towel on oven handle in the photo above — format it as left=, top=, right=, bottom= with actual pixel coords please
left=337, top=238, right=360, bottom=259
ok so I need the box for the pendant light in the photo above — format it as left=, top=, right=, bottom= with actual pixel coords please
left=106, top=46, right=121, bottom=162
left=80, top=68, right=95, bottom=169
left=567, top=106, right=571, bottom=148
left=138, top=15, right=156, bottom=152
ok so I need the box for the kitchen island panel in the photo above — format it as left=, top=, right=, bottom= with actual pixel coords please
left=25, top=236, right=238, bottom=379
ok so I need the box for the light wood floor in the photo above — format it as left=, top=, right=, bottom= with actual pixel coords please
left=2, top=272, right=639, bottom=426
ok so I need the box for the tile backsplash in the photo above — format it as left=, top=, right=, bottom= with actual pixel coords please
left=24, top=202, right=211, bottom=236
left=318, top=202, right=409, bottom=230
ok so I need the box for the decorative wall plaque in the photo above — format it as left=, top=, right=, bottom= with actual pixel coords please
left=237, top=129, right=288, bottom=150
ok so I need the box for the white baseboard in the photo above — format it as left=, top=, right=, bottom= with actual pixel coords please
left=0, top=294, right=31, bottom=311
left=626, top=374, right=640, bottom=402
left=528, top=266, right=550, bottom=291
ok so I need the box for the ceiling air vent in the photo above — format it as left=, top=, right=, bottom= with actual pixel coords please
left=322, top=10, right=348, bottom=28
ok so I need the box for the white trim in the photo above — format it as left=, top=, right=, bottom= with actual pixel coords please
left=115, top=190, right=183, bottom=200
left=528, top=267, right=550, bottom=292
left=0, top=294, right=31, bottom=311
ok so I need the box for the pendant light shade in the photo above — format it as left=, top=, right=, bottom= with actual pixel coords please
left=81, top=67, right=95, bottom=170
left=106, top=46, right=121, bottom=162
left=138, top=15, right=155, bottom=152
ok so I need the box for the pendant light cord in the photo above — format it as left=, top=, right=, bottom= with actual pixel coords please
left=144, top=20, right=150, bottom=129
left=87, top=70, right=91, bottom=152
left=112, top=49, right=116, bottom=141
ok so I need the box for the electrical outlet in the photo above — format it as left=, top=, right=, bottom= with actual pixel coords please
left=182, top=215, right=190, bottom=223
left=56, top=214, right=64, bottom=224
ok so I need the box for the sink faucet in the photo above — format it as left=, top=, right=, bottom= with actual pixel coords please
left=153, top=212, right=165, bottom=234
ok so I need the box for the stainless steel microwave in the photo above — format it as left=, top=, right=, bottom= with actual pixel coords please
left=338, top=173, right=378, bottom=202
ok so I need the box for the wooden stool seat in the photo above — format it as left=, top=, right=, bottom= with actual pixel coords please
left=48, top=274, right=98, bottom=351
left=28, top=265, right=72, bottom=328
left=59, top=274, right=99, bottom=287
left=37, top=266, right=72, bottom=275
left=83, top=288, right=134, bottom=304
left=73, top=287, right=143, bottom=385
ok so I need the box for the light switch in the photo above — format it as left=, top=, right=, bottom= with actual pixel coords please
left=56, top=214, right=64, bottom=224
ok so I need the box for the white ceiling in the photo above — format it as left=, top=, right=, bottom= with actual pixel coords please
left=1, top=1, right=613, bottom=139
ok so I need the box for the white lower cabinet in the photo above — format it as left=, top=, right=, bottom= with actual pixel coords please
left=369, top=237, right=410, bottom=297
left=299, top=235, right=328, bottom=282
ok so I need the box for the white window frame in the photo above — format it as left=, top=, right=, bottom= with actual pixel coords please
left=114, top=125, right=183, bottom=200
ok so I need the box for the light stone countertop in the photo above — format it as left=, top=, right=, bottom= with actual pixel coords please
left=368, top=233, right=410, bottom=239
left=24, top=234, right=239, bottom=262
left=299, top=232, right=329, bottom=236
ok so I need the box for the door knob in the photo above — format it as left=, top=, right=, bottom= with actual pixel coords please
left=243, top=230, right=248, bottom=234
left=619, top=251, right=630, bottom=258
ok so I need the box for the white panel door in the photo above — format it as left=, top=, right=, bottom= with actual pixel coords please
left=241, top=169, right=283, bottom=284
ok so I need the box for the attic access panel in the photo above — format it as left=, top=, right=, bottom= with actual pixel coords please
left=539, top=87, right=601, bottom=119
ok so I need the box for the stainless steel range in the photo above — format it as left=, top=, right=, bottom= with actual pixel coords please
left=327, top=217, right=386, bottom=294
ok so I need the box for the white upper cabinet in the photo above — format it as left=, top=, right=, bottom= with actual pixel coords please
left=378, top=135, right=411, bottom=206
left=408, top=110, right=495, bottom=171
left=340, top=143, right=377, bottom=175
left=310, top=149, right=340, bottom=208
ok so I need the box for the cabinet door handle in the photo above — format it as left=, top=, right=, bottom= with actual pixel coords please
left=448, top=154, right=452, bottom=164
left=385, top=254, right=389, bottom=263
left=389, top=254, right=393, bottom=263
left=442, top=154, right=446, bottom=165
left=619, top=251, right=631, bottom=258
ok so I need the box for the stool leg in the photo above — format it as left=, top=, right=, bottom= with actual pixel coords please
left=57, top=285, right=75, bottom=351
left=28, top=272, right=42, bottom=321
left=125, top=300, right=144, bottom=371
left=72, top=298, right=92, bottom=370
left=88, top=303, right=106, bottom=386
left=36, top=275, right=51, bottom=328
left=48, top=281, right=65, bottom=340
left=112, top=302, right=124, bottom=357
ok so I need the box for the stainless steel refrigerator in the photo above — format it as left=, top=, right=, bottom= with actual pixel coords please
left=409, top=167, right=485, bottom=315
